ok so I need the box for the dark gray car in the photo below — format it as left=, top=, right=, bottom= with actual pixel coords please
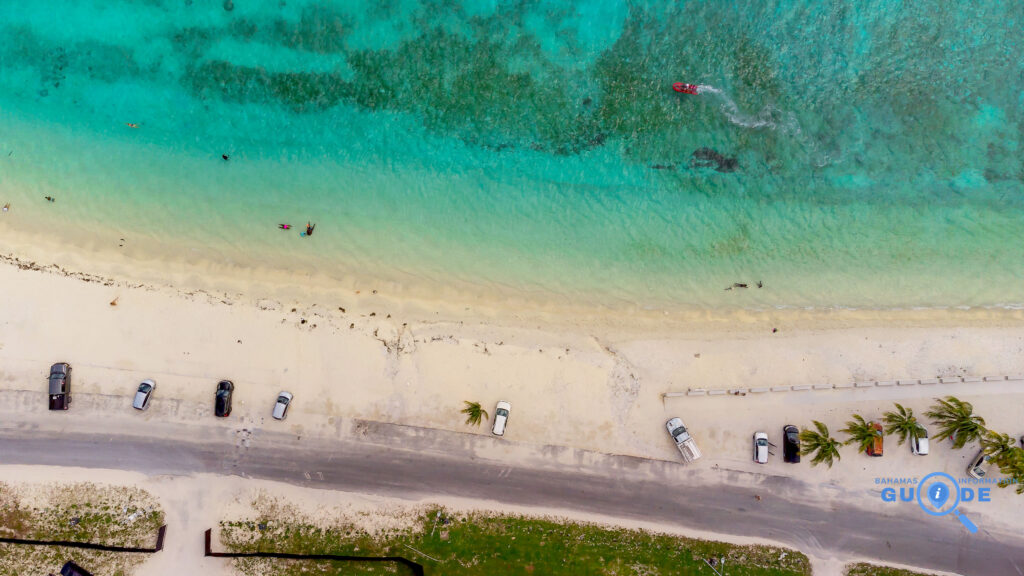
left=48, top=362, right=72, bottom=410
left=215, top=380, right=234, bottom=417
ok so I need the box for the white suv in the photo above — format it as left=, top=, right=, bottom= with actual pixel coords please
left=492, top=401, right=511, bottom=436
left=753, top=432, right=769, bottom=464
left=911, top=428, right=929, bottom=455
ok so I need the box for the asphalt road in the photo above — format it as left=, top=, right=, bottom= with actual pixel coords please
left=1, top=416, right=1022, bottom=576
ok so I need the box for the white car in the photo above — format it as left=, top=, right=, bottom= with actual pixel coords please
left=911, top=428, right=929, bottom=455
left=132, top=379, right=156, bottom=411
left=272, top=391, right=293, bottom=420
left=753, top=432, right=769, bottom=463
left=492, top=401, right=511, bottom=436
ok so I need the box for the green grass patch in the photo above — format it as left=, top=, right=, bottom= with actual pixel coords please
left=845, top=563, right=942, bottom=576
left=0, top=482, right=163, bottom=575
left=221, top=505, right=810, bottom=576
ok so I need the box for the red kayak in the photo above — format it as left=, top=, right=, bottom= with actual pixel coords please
left=673, top=82, right=699, bottom=95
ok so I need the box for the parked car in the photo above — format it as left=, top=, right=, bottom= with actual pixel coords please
left=867, top=422, right=884, bottom=457
left=492, top=401, right=511, bottom=436
left=132, top=380, right=156, bottom=411
left=272, top=391, right=293, bottom=420
left=783, top=425, right=800, bottom=463
left=911, top=428, right=929, bottom=456
left=753, top=432, right=769, bottom=464
left=665, top=417, right=702, bottom=462
left=214, top=380, right=234, bottom=417
left=967, top=450, right=992, bottom=479
left=60, top=561, right=94, bottom=576
left=48, top=362, right=72, bottom=410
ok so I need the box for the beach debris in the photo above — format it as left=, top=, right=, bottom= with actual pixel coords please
left=110, top=297, right=119, bottom=306
left=44, top=196, right=55, bottom=202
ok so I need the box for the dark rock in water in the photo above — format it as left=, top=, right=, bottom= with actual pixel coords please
left=691, top=147, right=738, bottom=173
left=581, top=97, right=592, bottom=106
left=650, top=164, right=676, bottom=171
left=223, top=0, right=234, bottom=11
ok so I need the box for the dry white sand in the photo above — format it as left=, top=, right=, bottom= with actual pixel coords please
left=1, top=232, right=1023, bottom=575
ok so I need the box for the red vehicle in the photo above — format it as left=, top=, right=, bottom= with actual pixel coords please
left=673, top=82, right=700, bottom=95
left=867, top=422, right=884, bottom=457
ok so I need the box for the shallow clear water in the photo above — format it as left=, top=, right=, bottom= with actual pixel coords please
left=0, top=1, right=1022, bottom=309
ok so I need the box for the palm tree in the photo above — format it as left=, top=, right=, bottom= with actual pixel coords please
left=461, top=401, right=488, bottom=427
left=799, top=421, right=842, bottom=468
left=996, top=448, right=1024, bottom=495
left=981, top=430, right=1016, bottom=467
left=841, top=414, right=882, bottom=453
left=882, top=403, right=926, bottom=446
left=925, top=396, right=986, bottom=449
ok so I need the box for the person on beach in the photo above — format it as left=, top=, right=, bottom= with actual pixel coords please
left=305, top=222, right=315, bottom=236
left=2, top=203, right=9, bottom=212
left=278, top=224, right=291, bottom=230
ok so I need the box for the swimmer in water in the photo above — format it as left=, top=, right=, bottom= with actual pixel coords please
left=305, top=222, right=315, bottom=236
left=44, top=196, right=55, bottom=202
left=125, top=123, right=138, bottom=128
left=222, top=154, right=230, bottom=161
left=278, top=224, right=291, bottom=230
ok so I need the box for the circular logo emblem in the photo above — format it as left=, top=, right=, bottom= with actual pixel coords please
left=916, top=471, right=960, bottom=516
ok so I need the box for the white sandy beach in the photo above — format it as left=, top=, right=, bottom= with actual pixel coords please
left=1, top=225, right=1024, bottom=575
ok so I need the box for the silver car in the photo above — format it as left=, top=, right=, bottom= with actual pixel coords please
left=967, top=450, right=991, bottom=479
left=911, top=428, right=929, bottom=456
left=753, top=432, right=769, bottom=464
left=132, top=380, right=156, bottom=411
left=272, top=391, right=293, bottom=420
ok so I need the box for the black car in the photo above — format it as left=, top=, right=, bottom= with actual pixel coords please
left=215, top=380, right=234, bottom=417
left=48, top=362, right=72, bottom=410
left=61, top=561, right=94, bottom=576
left=783, top=424, right=801, bottom=463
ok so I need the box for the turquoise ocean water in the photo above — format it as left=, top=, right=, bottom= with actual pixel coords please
left=0, top=1, right=1022, bottom=310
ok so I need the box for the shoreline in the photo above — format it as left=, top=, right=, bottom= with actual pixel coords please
left=3, top=221, right=1024, bottom=339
